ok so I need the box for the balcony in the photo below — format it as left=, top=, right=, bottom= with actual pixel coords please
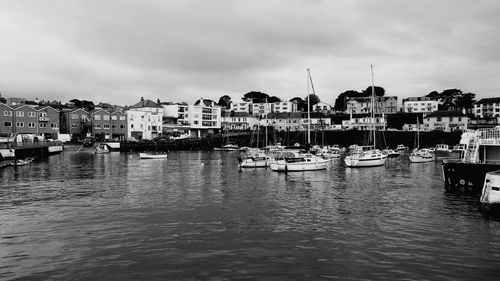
left=39, top=117, right=50, bottom=122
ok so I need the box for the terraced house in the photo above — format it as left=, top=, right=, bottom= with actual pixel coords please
left=0, top=103, right=60, bottom=139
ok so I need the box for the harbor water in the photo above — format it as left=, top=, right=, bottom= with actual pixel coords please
left=1, top=149, right=500, bottom=280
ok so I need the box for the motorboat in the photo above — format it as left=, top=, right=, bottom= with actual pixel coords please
left=409, top=148, right=435, bottom=163
left=214, top=143, right=239, bottom=151
left=238, top=152, right=275, bottom=168
left=396, top=144, right=408, bottom=151
left=479, top=170, right=500, bottom=215
left=13, top=157, right=34, bottom=166
left=94, top=143, right=110, bottom=154
left=270, top=152, right=329, bottom=172
left=139, top=152, right=167, bottom=159
left=443, top=128, right=500, bottom=194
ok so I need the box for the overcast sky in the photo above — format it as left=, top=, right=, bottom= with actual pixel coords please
left=1, top=0, right=499, bottom=106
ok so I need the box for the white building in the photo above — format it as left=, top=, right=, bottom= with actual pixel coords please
left=349, top=115, right=387, bottom=131
left=272, top=101, right=297, bottom=114
left=126, top=98, right=163, bottom=140
left=224, top=112, right=260, bottom=131
left=313, top=102, right=332, bottom=114
left=230, top=101, right=252, bottom=114
left=403, top=97, right=439, bottom=113
left=422, top=111, right=468, bottom=132
left=474, top=97, right=500, bottom=118
left=163, top=98, right=221, bottom=138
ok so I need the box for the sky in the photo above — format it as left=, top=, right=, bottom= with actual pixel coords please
left=1, top=0, right=499, bottom=107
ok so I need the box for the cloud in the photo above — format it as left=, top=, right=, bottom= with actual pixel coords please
left=1, top=0, right=499, bottom=106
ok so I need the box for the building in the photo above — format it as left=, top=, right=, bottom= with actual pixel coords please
left=402, top=96, right=439, bottom=113
left=127, top=98, right=163, bottom=140
left=60, top=108, right=92, bottom=140
left=251, top=102, right=273, bottom=117
left=224, top=112, right=260, bottom=131
left=110, top=110, right=128, bottom=141
left=301, top=112, right=332, bottom=131
left=346, top=96, right=398, bottom=115
left=474, top=97, right=500, bottom=118
left=422, top=111, right=468, bottom=132
left=264, top=112, right=303, bottom=131
left=162, top=98, right=221, bottom=138
left=0, top=103, right=60, bottom=139
left=313, top=102, right=333, bottom=114
left=230, top=101, right=252, bottom=114
left=231, top=101, right=297, bottom=118
left=36, top=106, right=60, bottom=139
left=272, top=101, right=297, bottom=114
left=348, top=114, right=387, bottom=131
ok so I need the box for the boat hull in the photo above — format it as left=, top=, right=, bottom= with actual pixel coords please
left=409, top=155, right=435, bottom=163
left=139, top=153, right=167, bottom=159
left=269, top=161, right=328, bottom=172
left=344, top=156, right=386, bottom=167
left=442, top=161, right=500, bottom=194
left=239, top=158, right=273, bottom=168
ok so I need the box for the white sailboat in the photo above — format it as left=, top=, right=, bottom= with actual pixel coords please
left=344, top=65, right=386, bottom=168
left=270, top=69, right=329, bottom=172
left=409, top=120, right=435, bottom=163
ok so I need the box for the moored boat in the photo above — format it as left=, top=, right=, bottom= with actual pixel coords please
left=139, top=152, right=167, bottom=159
left=270, top=152, right=329, bottom=172
left=479, top=169, right=500, bottom=215
left=442, top=128, right=500, bottom=194
left=94, top=143, right=110, bottom=154
left=409, top=148, right=435, bottom=163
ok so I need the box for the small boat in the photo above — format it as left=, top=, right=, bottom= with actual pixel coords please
left=214, top=143, right=239, bottom=151
left=383, top=148, right=400, bottom=157
left=139, top=152, right=168, bottom=159
left=409, top=148, right=435, bottom=163
left=479, top=170, right=500, bottom=215
left=94, top=143, right=110, bottom=154
left=270, top=152, right=329, bottom=172
left=13, top=157, right=34, bottom=166
left=396, top=144, right=408, bottom=151
left=238, top=152, right=275, bottom=168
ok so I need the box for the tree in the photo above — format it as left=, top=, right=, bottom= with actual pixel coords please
left=242, top=91, right=270, bottom=103
left=217, top=95, right=231, bottom=109
left=267, top=96, right=281, bottom=103
left=456, top=92, right=476, bottom=114
left=290, top=97, right=306, bottom=111
left=361, top=86, right=385, bottom=97
left=305, top=94, right=320, bottom=111
left=333, top=90, right=362, bottom=112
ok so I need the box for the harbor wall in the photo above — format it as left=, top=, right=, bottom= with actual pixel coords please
left=119, top=130, right=462, bottom=151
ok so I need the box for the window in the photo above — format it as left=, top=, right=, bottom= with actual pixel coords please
left=94, top=124, right=101, bottom=129
left=120, top=125, right=125, bottom=129
left=94, top=115, right=101, bottom=120
left=39, top=123, right=47, bottom=128
left=28, top=112, right=36, bottom=117
left=437, top=117, right=442, bottom=122
left=71, top=124, right=78, bottom=128
left=103, top=124, right=110, bottom=129
left=111, top=116, right=117, bottom=120
left=112, top=125, right=117, bottom=129
left=51, top=123, right=58, bottom=128
left=28, top=122, right=36, bottom=128
left=16, top=111, right=24, bottom=117
left=16, top=122, right=24, bottom=127
left=4, top=110, right=12, bottom=116
left=103, top=115, right=110, bottom=121
left=131, top=124, right=134, bottom=129
left=4, top=122, right=11, bottom=127
left=71, top=114, right=79, bottom=119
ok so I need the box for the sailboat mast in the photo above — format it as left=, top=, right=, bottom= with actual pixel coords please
left=307, top=68, right=314, bottom=146
left=370, top=64, right=376, bottom=149
left=265, top=98, right=268, bottom=148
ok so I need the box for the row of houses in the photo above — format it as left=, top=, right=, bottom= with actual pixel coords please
left=1, top=95, right=500, bottom=142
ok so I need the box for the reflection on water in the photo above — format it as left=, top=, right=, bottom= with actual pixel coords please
left=1, top=150, right=500, bottom=280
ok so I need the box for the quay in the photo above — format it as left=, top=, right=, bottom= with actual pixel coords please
left=0, top=141, right=63, bottom=161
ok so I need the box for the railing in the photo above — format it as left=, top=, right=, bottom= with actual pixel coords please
left=39, top=117, right=50, bottom=122
left=479, top=129, right=500, bottom=139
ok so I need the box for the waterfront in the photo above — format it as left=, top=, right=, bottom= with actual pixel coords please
left=1, top=150, right=500, bottom=280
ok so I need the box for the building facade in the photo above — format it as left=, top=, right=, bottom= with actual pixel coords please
left=60, top=108, right=92, bottom=139
left=346, top=96, right=398, bottom=115
left=474, top=97, right=500, bottom=118
left=403, top=97, right=439, bottom=113
left=422, top=111, right=469, bottom=132
left=127, top=98, right=163, bottom=140
left=0, top=103, right=60, bottom=139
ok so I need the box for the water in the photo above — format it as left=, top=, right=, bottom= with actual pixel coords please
left=1, top=149, right=500, bottom=280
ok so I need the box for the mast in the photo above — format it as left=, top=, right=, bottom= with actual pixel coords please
left=307, top=68, right=315, bottom=146
left=370, top=64, right=376, bottom=149
left=265, top=98, right=268, bottom=148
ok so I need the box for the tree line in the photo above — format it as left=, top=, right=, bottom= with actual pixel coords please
left=218, top=87, right=477, bottom=114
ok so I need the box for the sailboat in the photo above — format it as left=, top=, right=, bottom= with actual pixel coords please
left=214, top=128, right=239, bottom=151
left=409, top=119, right=435, bottom=163
left=270, top=69, right=329, bottom=172
left=344, top=65, right=387, bottom=167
